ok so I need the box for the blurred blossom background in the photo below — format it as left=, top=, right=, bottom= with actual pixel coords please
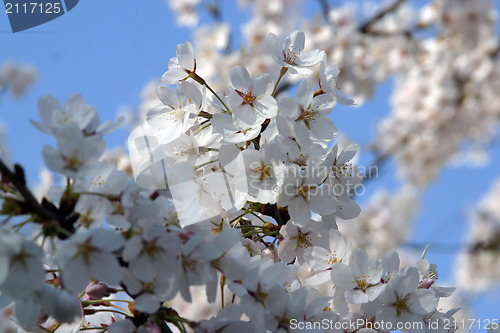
left=1, top=0, right=500, bottom=329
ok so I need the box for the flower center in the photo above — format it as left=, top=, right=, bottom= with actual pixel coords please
left=332, top=163, right=354, bottom=178
left=75, top=240, right=98, bottom=264
left=284, top=46, right=301, bottom=64
left=354, top=273, right=370, bottom=291
left=254, top=162, right=271, bottom=181
left=395, top=294, right=411, bottom=316
left=236, top=90, right=256, bottom=106
left=141, top=239, right=164, bottom=260
left=324, top=250, right=338, bottom=265
left=65, top=154, right=82, bottom=171
left=90, top=175, right=104, bottom=188
left=55, top=111, right=72, bottom=125
left=293, top=229, right=312, bottom=249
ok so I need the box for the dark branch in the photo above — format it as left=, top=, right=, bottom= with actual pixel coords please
left=0, top=160, right=55, bottom=222
left=317, top=0, right=330, bottom=22
left=359, top=0, right=406, bottom=34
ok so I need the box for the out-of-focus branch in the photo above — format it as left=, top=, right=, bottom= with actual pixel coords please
left=362, top=152, right=388, bottom=184
left=0, top=159, right=55, bottom=222
left=317, top=0, right=330, bottom=22
left=0, top=159, right=77, bottom=239
left=206, top=0, right=223, bottom=22
left=358, top=0, right=406, bottom=34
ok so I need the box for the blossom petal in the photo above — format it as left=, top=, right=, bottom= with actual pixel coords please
left=230, top=65, right=251, bottom=91
left=176, top=41, right=195, bottom=70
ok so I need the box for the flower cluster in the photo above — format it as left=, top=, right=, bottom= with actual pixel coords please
left=165, top=0, right=500, bottom=188
left=0, top=30, right=461, bottom=333
left=161, top=0, right=500, bottom=320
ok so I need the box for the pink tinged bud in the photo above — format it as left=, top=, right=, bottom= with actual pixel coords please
left=85, top=282, right=116, bottom=300
left=418, top=278, right=435, bottom=289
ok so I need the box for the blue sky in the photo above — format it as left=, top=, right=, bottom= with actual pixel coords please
left=1, top=0, right=499, bottom=327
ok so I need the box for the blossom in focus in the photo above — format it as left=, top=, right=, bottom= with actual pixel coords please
left=278, top=79, right=337, bottom=147
left=228, top=65, right=277, bottom=127
left=162, top=41, right=197, bottom=84
left=378, top=266, right=439, bottom=331
left=331, top=248, right=385, bottom=304
left=267, top=30, right=324, bottom=74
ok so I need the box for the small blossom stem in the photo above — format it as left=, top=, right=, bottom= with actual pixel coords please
left=66, top=177, right=72, bottom=194
left=12, top=218, right=32, bottom=231
left=272, top=67, right=288, bottom=97
left=56, top=226, right=73, bottom=238
left=241, top=230, right=265, bottom=237
left=254, top=231, right=279, bottom=242
left=198, top=111, right=213, bottom=119
left=190, top=72, right=231, bottom=113
left=32, top=230, right=44, bottom=241
left=234, top=224, right=265, bottom=229
left=41, top=234, right=48, bottom=247
left=74, top=191, right=120, bottom=201
left=91, top=308, right=130, bottom=317
left=194, top=159, right=219, bottom=170
left=109, top=303, right=133, bottom=315
left=0, top=215, right=13, bottom=225
left=193, top=122, right=212, bottom=135
left=250, top=212, right=267, bottom=224
left=230, top=206, right=255, bottom=226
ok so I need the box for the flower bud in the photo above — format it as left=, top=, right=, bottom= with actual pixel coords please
left=418, top=278, right=435, bottom=289
left=85, top=282, right=116, bottom=300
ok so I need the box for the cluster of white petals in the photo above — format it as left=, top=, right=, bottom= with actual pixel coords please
left=165, top=0, right=500, bottom=189
left=0, top=26, right=463, bottom=332
left=2, top=0, right=499, bottom=330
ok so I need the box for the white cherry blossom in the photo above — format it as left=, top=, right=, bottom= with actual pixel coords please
left=162, top=40, right=197, bottom=84
left=228, top=65, right=277, bottom=127
left=267, top=31, right=325, bottom=74
left=55, top=228, right=125, bottom=294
